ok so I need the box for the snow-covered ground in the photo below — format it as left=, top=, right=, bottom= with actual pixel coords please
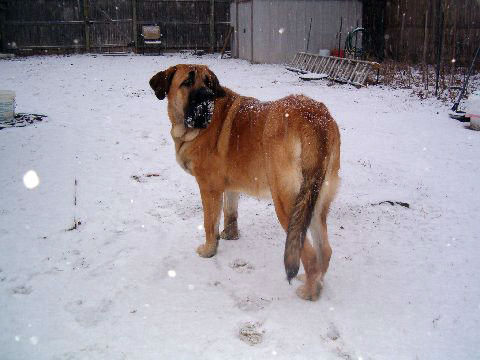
left=1, top=54, right=479, bottom=360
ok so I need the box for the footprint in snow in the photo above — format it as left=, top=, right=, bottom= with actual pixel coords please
left=327, top=323, right=340, bottom=341
left=238, top=321, right=265, bottom=346
left=229, top=288, right=271, bottom=312
left=64, top=298, right=113, bottom=328
left=235, top=295, right=271, bottom=312
left=11, top=285, right=33, bottom=295
left=229, top=258, right=255, bottom=273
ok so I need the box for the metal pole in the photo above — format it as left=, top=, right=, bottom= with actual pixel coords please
left=306, top=18, right=312, bottom=52
left=210, top=0, right=215, bottom=53
left=354, top=20, right=359, bottom=59
left=452, top=45, right=480, bottom=111
left=338, top=17, right=343, bottom=56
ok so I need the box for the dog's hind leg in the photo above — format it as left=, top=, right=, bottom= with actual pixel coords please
left=197, top=187, right=223, bottom=258
left=310, top=170, right=339, bottom=280
left=310, top=208, right=331, bottom=281
left=271, top=187, right=322, bottom=301
left=266, top=162, right=322, bottom=300
left=220, top=191, right=240, bottom=240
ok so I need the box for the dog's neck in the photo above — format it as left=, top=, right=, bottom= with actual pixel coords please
left=169, top=106, right=201, bottom=143
left=171, top=123, right=200, bottom=142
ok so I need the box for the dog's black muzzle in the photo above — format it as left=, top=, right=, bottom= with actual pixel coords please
left=184, top=87, right=215, bottom=129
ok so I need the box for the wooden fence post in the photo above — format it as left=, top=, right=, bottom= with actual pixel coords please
left=132, top=0, right=138, bottom=52
left=435, top=0, right=444, bottom=97
left=0, top=2, right=6, bottom=53
left=83, top=0, right=90, bottom=52
left=423, top=10, right=429, bottom=65
left=210, top=0, right=215, bottom=52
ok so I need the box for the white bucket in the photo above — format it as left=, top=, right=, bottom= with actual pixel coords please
left=0, top=90, right=16, bottom=123
left=319, top=49, right=330, bottom=57
left=465, top=90, right=480, bottom=131
left=470, top=116, right=480, bottom=131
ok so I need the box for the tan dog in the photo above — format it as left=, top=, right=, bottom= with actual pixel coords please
left=149, top=64, right=340, bottom=300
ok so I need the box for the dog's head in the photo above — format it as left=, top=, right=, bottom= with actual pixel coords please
left=149, top=64, right=225, bottom=129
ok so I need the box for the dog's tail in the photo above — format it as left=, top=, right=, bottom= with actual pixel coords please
left=284, top=168, right=325, bottom=283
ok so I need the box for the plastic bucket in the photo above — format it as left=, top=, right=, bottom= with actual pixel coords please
left=465, top=90, right=480, bottom=131
left=0, top=90, right=16, bottom=123
left=470, top=116, right=480, bottom=131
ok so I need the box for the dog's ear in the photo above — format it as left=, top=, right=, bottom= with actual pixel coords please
left=208, top=70, right=226, bottom=98
left=149, top=66, right=177, bottom=100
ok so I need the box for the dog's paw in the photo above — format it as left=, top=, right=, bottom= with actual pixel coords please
left=220, top=222, right=239, bottom=240
left=295, top=284, right=320, bottom=301
left=295, top=273, right=306, bottom=282
left=196, top=244, right=217, bottom=258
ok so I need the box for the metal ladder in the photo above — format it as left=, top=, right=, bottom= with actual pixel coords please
left=286, top=52, right=380, bottom=87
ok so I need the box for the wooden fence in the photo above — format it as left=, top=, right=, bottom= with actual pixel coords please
left=0, top=0, right=230, bottom=53
left=382, top=0, right=480, bottom=65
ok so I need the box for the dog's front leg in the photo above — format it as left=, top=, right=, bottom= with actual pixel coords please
left=197, top=187, right=223, bottom=258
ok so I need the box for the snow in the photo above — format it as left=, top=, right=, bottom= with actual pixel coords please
left=0, top=53, right=479, bottom=360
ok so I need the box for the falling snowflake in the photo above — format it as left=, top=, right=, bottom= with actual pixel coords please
left=23, top=170, right=39, bottom=189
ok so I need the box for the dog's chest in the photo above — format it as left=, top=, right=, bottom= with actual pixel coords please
left=175, top=145, right=193, bottom=175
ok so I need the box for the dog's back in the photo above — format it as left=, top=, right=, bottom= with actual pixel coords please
left=216, top=93, right=340, bottom=300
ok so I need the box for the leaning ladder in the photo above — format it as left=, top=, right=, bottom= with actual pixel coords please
left=286, top=52, right=380, bottom=87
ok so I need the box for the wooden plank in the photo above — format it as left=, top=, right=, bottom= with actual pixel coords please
left=220, top=26, right=233, bottom=58
left=132, top=0, right=138, bottom=51
left=210, top=0, right=215, bottom=52
left=83, top=0, right=90, bottom=52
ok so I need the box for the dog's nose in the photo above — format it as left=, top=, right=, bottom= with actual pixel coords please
left=199, top=87, right=214, bottom=99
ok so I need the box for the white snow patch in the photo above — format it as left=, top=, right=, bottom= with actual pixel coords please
left=0, top=53, right=479, bottom=360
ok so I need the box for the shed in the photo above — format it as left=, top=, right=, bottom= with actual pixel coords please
left=230, top=0, right=363, bottom=64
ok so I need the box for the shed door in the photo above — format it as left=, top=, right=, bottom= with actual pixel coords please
left=238, top=0, right=252, bottom=61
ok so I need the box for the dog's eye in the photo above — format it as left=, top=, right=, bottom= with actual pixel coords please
left=182, top=78, right=193, bottom=87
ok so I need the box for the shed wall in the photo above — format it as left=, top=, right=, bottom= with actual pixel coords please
left=231, top=0, right=363, bottom=64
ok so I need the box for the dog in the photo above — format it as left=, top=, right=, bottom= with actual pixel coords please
left=149, top=64, right=340, bottom=301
